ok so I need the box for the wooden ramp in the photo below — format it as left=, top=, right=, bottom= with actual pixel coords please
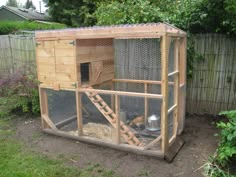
left=85, top=87, right=143, bottom=147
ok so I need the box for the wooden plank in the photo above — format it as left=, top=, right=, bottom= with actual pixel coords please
left=55, top=48, right=75, bottom=57
left=90, top=61, right=103, bottom=84
left=167, top=104, right=177, bottom=114
left=168, top=71, right=179, bottom=77
left=56, top=72, right=76, bottom=82
left=79, top=88, right=163, bottom=99
left=77, top=46, right=114, bottom=55
left=161, top=34, right=170, bottom=153
left=76, top=91, right=83, bottom=136
left=143, top=135, right=162, bottom=150
left=112, top=79, right=174, bottom=85
left=101, top=72, right=114, bottom=83
left=43, top=128, right=164, bottom=158
left=76, top=52, right=114, bottom=63
left=39, top=88, right=50, bottom=129
left=37, top=41, right=54, bottom=48
left=42, top=114, right=57, bottom=130
left=77, top=38, right=113, bottom=47
left=164, top=136, right=184, bottom=163
left=37, top=48, right=55, bottom=57
left=54, top=40, right=75, bottom=48
left=56, top=57, right=75, bottom=65
left=55, top=115, right=77, bottom=129
left=55, top=64, right=75, bottom=73
left=173, top=39, right=180, bottom=137
left=144, top=83, right=148, bottom=123
left=115, top=95, right=120, bottom=144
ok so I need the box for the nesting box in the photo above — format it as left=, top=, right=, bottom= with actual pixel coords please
left=36, top=23, right=186, bottom=160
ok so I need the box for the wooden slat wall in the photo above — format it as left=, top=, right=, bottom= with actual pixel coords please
left=186, top=34, right=236, bottom=115
left=0, top=35, right=35, bottom=79
left=76, top=38, right=114, bottom=85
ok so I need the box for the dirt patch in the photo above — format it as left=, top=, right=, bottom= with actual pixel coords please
left=14, top=115, right=218, bottom=177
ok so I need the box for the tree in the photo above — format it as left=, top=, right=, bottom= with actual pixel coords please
left=24, top=0, right=36, bottom=9
left=47, top=0, right=97, bottom=27
left=95, top=0, right=163, bottom=25
left=6, top=0, right=19, bottom=7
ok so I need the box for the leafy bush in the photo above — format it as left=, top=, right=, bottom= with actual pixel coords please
left=0, top=21, right=66, bottom=35
left=0, top=65, right=40, bottom=118
left=203, top=110, right=236, bottom=177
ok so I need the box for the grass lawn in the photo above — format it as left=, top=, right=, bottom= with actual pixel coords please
left=0, top=119, right=116, bottom=177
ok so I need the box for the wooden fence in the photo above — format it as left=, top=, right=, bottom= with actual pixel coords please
left=0, top=35, right=35, bottom=79
left=187, top=34, right=236, bottom=115
left=0, top=34, right=235, bottom=115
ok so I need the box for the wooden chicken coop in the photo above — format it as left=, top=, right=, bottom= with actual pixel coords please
left=35, top=23, right=186, bottom=161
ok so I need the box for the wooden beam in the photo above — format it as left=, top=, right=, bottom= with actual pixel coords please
left=143, top=135, right=162, bottom=150
left=167, top=104, right=177, bottom=114
left=55, top=115, right=77, bottom=129
left=161, top=34, right=170, bottom=153
left=76, top=90, right=83, bottom=136
left=115, top=95, right=120, bottom=144
left=144, top=83, right=148, bottom=123
left=39, top=88, right=50, bottom=129
left=42, top=114, right=57, bottom=130
left=168, top=71, right=179, bottom=77
left=173, top=38, right=180, bottom=138
left=112, top=79, right=174, bottom=85
left=43, top=129, right=164, bottom=158
left=78, top=88, right=163, bottom=99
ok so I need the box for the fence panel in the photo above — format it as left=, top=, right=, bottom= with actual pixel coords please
left=187, top=34, right=236, bottom=115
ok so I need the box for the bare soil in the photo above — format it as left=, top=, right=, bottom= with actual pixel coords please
left=14, top=115, right=218, bottom=177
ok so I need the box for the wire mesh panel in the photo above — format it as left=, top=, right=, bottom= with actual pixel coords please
left=114, top=38, right=162, bottom=81
left=46, top=89, right=77, bottom=132
left=81, top=92, right=115, bottom=143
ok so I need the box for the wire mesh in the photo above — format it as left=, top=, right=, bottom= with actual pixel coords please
left=46, top=89, right=77, bottom=132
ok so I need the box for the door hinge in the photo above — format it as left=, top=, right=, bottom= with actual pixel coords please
left=71, top=83, right=77, bottom=88
left=69, top=41, right=75, bottom=45
left=36, top=42, right=41, bottom=46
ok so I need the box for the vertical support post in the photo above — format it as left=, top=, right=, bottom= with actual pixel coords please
left=178, top=37, right=187, bottom=134
left=76, top=90, right=83, bottom=136
left=115, top=95, right=120, bottom=144
left=39, top=87, right=49, bottom=129
left=161, top=34, right=170, bottom=153
left=144, top=83, right=148, bottom=123
left=111, top=82, right=115, bottom=111
left=173, top=39, right=180, bottom=137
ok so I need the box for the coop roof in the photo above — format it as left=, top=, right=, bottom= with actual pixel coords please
left=35, top=23, right=186, bottom=40
left=0, top=6, right=49, bottom=21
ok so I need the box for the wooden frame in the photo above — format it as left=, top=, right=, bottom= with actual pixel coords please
left=36, top=23, right=186, bottom=161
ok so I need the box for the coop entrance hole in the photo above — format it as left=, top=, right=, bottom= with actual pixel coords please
left=80, top=63, right=90, bottom=84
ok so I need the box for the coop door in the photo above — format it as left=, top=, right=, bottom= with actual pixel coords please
left=90, top=61, right=103, bottom=84
left=80, top=63, right=90, bottom=84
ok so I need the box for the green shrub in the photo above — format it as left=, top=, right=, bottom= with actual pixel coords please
left=0, top=65, right=40, bottom=118
left=0, top=21, right=66, bottom=35
left=203, top=110, right=236, bottom=177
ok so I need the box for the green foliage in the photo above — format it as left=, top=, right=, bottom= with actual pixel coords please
left=95, top=0, right=162, bottom=25
left=187, top=0, right=236, bottom=35
left=47, top=0, right=97, bottom=27
left=187, top=35, right=205, bottom=79
left=0, top=21, right=66, bottom=35
left=203, top=110, right=236, bottom=177
left=0, top=66, right=40, bottom=118
left=217, top=110, right=236, bottom=166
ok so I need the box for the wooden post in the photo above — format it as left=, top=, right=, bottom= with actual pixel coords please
left=39, top=87, right=49, bottom=129
left=115, top=95, right=120, bottom=144
left=76, top=90, right=83, bottom=136
left=173, top=38, right=180, bottom=137
left=161, top=34, right=170, bottom=153
left=144, top=83, right=148, bottom=123
left=178, top=37, right=187, bottom=134
left=111, top=82, right=115, bottom=111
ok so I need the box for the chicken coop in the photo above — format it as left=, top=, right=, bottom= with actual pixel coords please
left=35, top=23, right=186, bottom=161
